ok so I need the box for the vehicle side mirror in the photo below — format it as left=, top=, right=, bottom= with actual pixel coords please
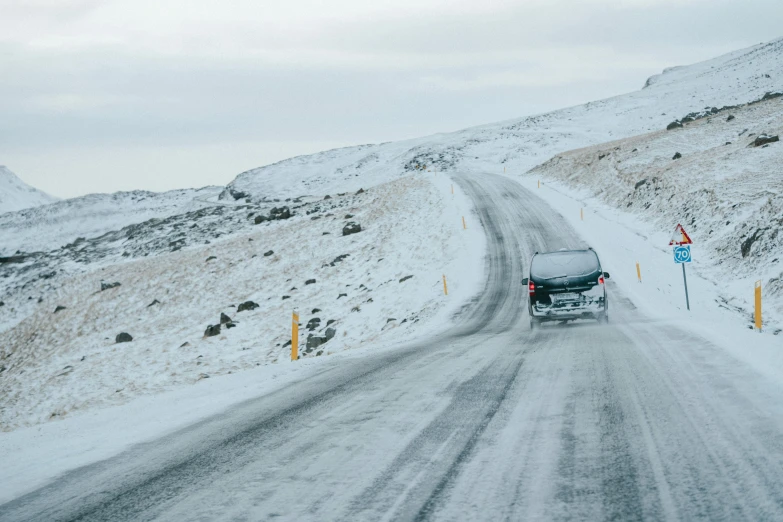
left=521, top=278, right=529, bottom=285
left=603, top=272, right=610, bottom=279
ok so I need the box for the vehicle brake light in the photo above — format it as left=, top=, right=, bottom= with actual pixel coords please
left=598, top=275, right=605, bottom=285
left=528, top=281, right=536, bottom=295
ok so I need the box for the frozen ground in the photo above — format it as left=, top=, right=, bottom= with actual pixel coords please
left=527, top=94, right=783, bottom=330
left=0, top=173, right=484, bottom=430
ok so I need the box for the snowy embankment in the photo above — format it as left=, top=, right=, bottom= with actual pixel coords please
left=0, top=173, right=484, bottom=430
left=527, top=94, right=783, bottom=330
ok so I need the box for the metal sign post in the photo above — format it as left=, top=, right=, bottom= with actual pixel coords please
left=670, top=224, right=693, bottom=311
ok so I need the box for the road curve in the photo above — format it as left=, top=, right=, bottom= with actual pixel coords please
left=3, top=172, right=783, bottom=521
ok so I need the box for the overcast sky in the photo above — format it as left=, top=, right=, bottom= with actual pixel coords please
left=1, top=0, right=781, bottom=198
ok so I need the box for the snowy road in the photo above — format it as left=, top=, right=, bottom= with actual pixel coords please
left=4, top=173, right=783, bottom=521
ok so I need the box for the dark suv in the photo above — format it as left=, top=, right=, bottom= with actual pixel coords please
left=522, top=248, right=610, bottom=328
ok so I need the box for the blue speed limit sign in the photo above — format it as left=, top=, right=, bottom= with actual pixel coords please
left=673, top=245, right=692, bottom=263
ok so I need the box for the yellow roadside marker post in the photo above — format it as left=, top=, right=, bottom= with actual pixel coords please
left=291, top=311, right=299, bottom=360
left=443, top=275, right=448, bottom=295
left=755, top=280, right=762, bottom=331
left=636, top=262, right=642, bottom=283
left=462, top=216, right=467, bottom=230
left=580, top=208, right=584, bottom=220
left=537, top=180, right=540, bottom=189
left=451, top=184, right=454, bottom=194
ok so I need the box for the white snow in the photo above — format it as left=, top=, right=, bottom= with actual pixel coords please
left=0, top=166, right=57, bottom=215
left=0, top=173, right=484, bottom=430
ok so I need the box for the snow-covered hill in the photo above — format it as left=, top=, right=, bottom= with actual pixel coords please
left=0, top=166, right=57, bottom=215
left=0, top=186, right=224, bottom=255
left=227, top=38, right=782, bottom=200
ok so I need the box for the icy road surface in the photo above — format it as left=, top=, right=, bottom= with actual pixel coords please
left=3, top=173, right=783, bottom=521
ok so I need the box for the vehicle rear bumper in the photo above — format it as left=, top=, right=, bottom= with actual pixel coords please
left=530, top=301, right=605, bottom=320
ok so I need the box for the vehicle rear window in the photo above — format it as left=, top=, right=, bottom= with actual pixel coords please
left=530, top=250, right=600, bottom=279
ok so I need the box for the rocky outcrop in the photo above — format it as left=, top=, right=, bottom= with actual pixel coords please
left=204, top=324, right=221, bottom=337
left=751, top=134, right=779, bottom=147
left=237, top=301, right=259, bottom=312
left=342, top=222, right=362, bottom=236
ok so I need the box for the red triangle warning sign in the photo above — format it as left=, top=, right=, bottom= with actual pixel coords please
left=669, top=224, right=693, bottom=245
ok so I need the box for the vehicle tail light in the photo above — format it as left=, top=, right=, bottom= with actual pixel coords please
left=598, top=275, right=605, bottom=285
left=528, top=281, right=536, bottom=296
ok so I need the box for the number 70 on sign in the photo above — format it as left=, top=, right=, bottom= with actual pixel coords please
left=673, top=245, right=692, bottom=264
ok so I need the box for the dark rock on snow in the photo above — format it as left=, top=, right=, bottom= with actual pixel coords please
left=325, top=328, right=336, bottom=341
left=399, top=275, right=414, bottom=283
left=741, top=229, right=764, bottom=258
left=338, top=293, right=347, bottom=299
left=634, top=179, right=647, bottom=190
left=116, top=332, right=133, bottom=343
left=270, top=207, right=291, bottom=220
left=204, top=324, right=221, bottom=337
left=312, top=308, right=322, bottom=313
left=666, top=121, right=683, bottom=130
left=237, top=301, right=259, bottom=312
left=254, top=215, right=268, bottom=225
left=101, top=281, right=121, bottom=291
left=264, top=250, right=274, bottom=257
left=672, top=152, right=682, bottom=160
left=306, top=334, right=324, bottom=351
left=305, top=279, right=316, bottom=285
left=220, top=312, right=232, bottom=324
left=330, top=254, right=350, bottom=266
left=752, top=135, right=779, bottom=147
left=54, top=305, right=67, bottom=313
left=206, top=256, right=217, bottom=262
left=307, top=318, right=321, bottom=331
left=726, top=114, right=735, bottom=122
left=343, top=222, right=362, bottom=236
left=356, top=188, right=365, bottom=194
left=147, top=299, right=161, bottom=307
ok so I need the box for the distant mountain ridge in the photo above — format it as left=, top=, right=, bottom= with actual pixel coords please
left=0, top=166, right=58, bottom=215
